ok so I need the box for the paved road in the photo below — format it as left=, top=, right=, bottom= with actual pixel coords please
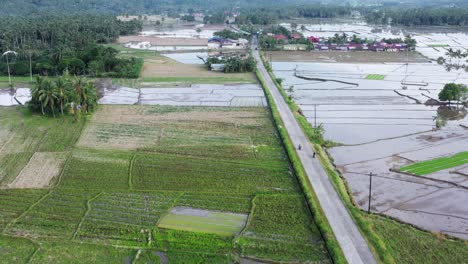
left=252, top=38, right=377, bottom=264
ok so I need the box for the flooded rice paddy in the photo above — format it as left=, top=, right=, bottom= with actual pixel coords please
left=0, top=88, right=31, bottom=106
left=99, top=84, right=267, bottom=107
left=281, top=22, right=468, bottom=61
left=273, top=62, right=467, bottom=145
left=1, top=84, right=266, bottom=108
left=271, top=26, right=468, bottom=238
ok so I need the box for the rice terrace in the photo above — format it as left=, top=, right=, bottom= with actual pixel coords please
left=1, top=0, right=468, bottom=263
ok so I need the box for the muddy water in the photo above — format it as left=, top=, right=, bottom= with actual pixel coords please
left=273, top=61, right=466, bottom=145
left=0, top=88, right=31, bottom=106
left=163, top=52, right=207, bottom=64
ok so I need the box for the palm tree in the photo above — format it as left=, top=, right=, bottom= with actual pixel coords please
left=38, top=80, right=58, bottom=118
left=81, top=82, right=97, bottom=113
left=55, top=77, right=69, bottom=116
left=32, top=76, right=46, bottom=115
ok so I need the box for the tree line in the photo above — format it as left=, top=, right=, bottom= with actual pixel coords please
left=206, top=56, right=256, bottom=73
left=363, top=7, right=468, bottom=26
left=28, top=74, right=98, bottom=119
left=0, top=15, right=143, bottom=78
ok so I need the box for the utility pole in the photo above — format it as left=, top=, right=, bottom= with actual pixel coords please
left=2, top=51, right=17, bottom=86
left=314, top=104, right=317, bottom=128
left=269, top=53, right=272, bottom=69
left=367, top=172, right=373, bottom=214
left=6, top=53, right=11, bottom=85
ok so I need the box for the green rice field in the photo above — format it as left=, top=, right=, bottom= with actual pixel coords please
left=365, top=74, right=386, bottom=80
left=400, top=152, right=468, bottom=175
left=0, top=105, right=329, bottom=263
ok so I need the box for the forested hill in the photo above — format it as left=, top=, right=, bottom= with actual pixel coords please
left=0, top=0, right=313, bottom=15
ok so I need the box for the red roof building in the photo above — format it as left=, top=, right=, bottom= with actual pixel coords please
left=274, top=34, right=288, bottom=40
left=308, top=36, right=320, bottom=43
left=291, top=33, right=302, bottom=39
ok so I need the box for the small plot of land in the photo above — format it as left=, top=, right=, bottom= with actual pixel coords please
left=365, top=74, right=386, bottom=80
left=5, top=190, right=98, bottom=239
left=0, top=107, right=83, bottom=187
left=158, top=207, right=248, bottom=236
left=0, top=190, right=47, bottom=231
left=99, top=85, right=267, bottom=107
left=264, top=50, right=427, bottom=63
left=400, top=152, right=468, bottom=175
left=7, top=152, right=67, bottom=189
left=110, top=45, right=255, bottom=85
left=237, top=195, right=329, bottom=262
left=76, top=192, right=179, bottom=246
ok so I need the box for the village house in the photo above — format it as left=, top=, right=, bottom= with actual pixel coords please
left=313, top=41, right=407, bottom=52
left=207, top=37, right=248, bottom=50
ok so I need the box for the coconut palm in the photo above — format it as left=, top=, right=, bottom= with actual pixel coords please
left=38, top=79, right=58, bottom=118
left=55, top=77, right=69, bottom=116
left=31, top=76, right=46, bottom=115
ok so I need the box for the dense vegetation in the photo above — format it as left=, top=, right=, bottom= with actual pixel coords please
left=438, top=83, right=468, bottom=105
left=206, top=56, right=256, bottom=73
left=214, top=29, right=246, bottom=40
left=363, top=7, right=468, bottom=26
left=28, top=75, right=98, bottom=118
left=0, top=15, right=143, bottom=78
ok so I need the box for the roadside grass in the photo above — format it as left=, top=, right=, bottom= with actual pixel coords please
left=236, top=194, right=329, bottom=263
left=365, top=74, right=386, bottom=80
left=367, top=214, right=468, bottom=264
left=260, top=51, right=468, bottom=264
left=400, top=152, right=468, bottom=175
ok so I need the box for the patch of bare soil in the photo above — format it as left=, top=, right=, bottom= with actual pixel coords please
left=118, top=35, right=208, bottom=46
left=416, top=135, right=444, bottom=142
left=141, top=57, right=234, bottom=79
left=265, top=51, right=429, bottom=63
left=7, top=152, right=67, bottom=189
left=91, top=105, right=264, bottom=126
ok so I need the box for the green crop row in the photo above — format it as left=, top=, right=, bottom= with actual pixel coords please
left=0, top=190, right=47, bottom=231
left=236, top=194, right=329, bottom=263
left=400, top=151, right=468, bottom=175
left=5, top=190, right=99, bottom=239
left=60, top=148, right=132, bottom=190
left=132, top=152, right=296, bottom=195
